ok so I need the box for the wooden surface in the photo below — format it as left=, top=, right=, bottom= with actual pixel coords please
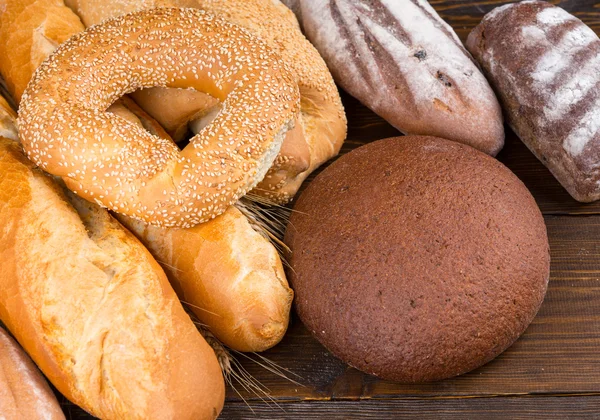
left=60, top=1, right=600, bottom=419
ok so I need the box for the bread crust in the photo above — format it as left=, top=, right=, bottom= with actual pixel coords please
left=286, top=136, right=549, bottom=382
left=0, top=137, right=225, bottom=419
left=0, top=327, right=65, bottom=420
left=285, top=0, right=504, bottom=156
left=118, top=206, right=294, bottom=352
left=467, top=1, right=600, bottom=202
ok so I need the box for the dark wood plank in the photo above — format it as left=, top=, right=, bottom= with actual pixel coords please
left=220, top=396, right=600, bottom=420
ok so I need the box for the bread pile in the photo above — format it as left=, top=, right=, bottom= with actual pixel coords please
left=0, top=0, right=585, bottom=416
left=0, top=0, right=343, bottom=417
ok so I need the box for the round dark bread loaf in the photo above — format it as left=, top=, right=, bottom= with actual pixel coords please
left=285, top=136, right=550, bottom=382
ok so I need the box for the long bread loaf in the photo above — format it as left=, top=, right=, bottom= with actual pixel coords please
left=283, top=0, right=504, bottom=156
left=0, top=136, right=225, bottom=419
left=467, top=1, right=600, bottom=202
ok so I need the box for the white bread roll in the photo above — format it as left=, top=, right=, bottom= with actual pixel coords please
left=0, top=327, right=65, bottom=420
left=118, top=206, right=294, bottom=353
left=0, top=137, right=225, bottom=419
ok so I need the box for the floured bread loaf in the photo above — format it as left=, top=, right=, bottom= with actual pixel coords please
left=467, top=1, right=600, bottom=202
left=284, top=0, right=504, bottom=155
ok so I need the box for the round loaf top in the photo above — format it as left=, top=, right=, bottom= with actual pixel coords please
left=285, top=136, right=550, bottom=382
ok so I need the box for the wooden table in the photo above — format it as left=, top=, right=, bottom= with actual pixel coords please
left=66, top=1, right=600, bottom=418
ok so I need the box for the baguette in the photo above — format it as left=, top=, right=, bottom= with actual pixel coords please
left=118, top=207, right=294, bottom=353
left=0, top=137, right=225, bottom=419
left=0, top=327, right=65, bottom=419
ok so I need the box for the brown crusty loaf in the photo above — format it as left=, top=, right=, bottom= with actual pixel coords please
left=0, top=327, right=65, bottom=419
left=285, top=136, right=550, bottom=382
left=65, top=0, right=347, bottom=203
left=283, top=0, right=504, bottom=156
left=467, top=1, right=600, bottom=202
left=118, top=206, right=294, bottom=352
left=0, top=137, right=225, bottom=418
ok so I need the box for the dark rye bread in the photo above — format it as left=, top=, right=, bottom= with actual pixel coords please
left=282, top=0, right=504, bottom=156
left=285, top=136, right=550, bottom=382
left=467, top=1, right=600, bottom=202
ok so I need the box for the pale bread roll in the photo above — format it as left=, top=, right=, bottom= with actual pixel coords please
left=117, top=207, right=294, bottom=353
left=0, top=327, right=65, bottom=420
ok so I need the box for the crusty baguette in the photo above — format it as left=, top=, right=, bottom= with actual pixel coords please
left=282, top=0, right=504, bottom=156
left=113, top=98, right=294, bottom=352
left=0, top=327, right=65, bottom=420
left=117, top=206, right=294, bottom=352
left=0, top=137, right=225, bottom=419
left=65, top=0, right=347, bottom=204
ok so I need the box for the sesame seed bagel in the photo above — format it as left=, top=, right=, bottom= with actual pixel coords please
left=65, top=0, right=348, bottom=204
left=18, top=7, right=300, bottom=228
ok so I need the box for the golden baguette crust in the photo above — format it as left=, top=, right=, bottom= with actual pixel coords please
left=19, top=8, right=300, bottom=228
left=66, top=0, right=347, bottom=203
left=0, top=327, right=65, bottom=420
left=0, top=138, right=224, bottom=419
left=118, top=207, right=294, bottom=352
left=0, top=95, right=17, bottom=141
left=0, top=0, right=84, bottom=103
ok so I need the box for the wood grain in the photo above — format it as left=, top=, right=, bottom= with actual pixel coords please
left=45, top=0, right=600, bottom=418
left=220, top=396, right=600, bottom=420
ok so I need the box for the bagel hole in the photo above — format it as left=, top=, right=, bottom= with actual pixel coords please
left=126, top=87, right=222, bottom=147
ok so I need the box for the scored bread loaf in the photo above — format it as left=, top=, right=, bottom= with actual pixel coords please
left=65, top=0, right=347, bottom=204
left=467, top=1, right=600, bottom=202
left=0, top=137, right=225, bottom=419
left=0, top=327, right=65, bottom=419
left=283, top=0, right=504, bottom=156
